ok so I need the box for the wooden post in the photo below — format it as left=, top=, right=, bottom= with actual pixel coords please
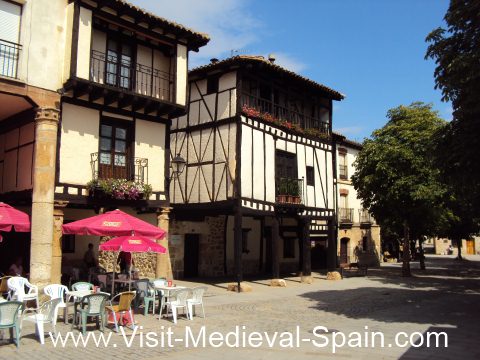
left=301, top=218, right=312, bottom=283
left=327, top=218, right=337, bottom=271
left=234, top=207, right=243, bottom=292
left=271, top=216, right=280, bottom=279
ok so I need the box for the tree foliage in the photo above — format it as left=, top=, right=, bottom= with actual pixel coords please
left=352, top=103, right=447, bottom=275
left=426, top=0, right=480, bottom=216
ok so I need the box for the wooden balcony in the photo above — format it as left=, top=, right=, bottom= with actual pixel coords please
left=275, top=177, right=305, bottom=213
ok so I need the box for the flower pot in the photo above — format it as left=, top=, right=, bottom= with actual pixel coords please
left=293, top=196, right=301, bottom=204
left=277, top=195, right=287, bottom=204
left=286, top=195, right=294, bottom=203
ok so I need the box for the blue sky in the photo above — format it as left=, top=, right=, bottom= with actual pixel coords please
left=131, top=0, right=450, bottom=141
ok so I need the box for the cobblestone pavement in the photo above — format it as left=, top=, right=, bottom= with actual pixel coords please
left=1, top=255, right=479, bottom=360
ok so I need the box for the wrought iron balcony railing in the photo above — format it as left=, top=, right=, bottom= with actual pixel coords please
left=339, top=207, right=354, bottom=223
left=275, top=177, right=304, bottom=205
left=0, top=39, right=21, bottom=79
left=241, top=94, right=330, bottom=135
left=90, top=50, right=174, bottom=102
left=90, top=152, right=148, bottom=184
left=359, top=209, right=372, bottom=224
left=339, top=164, right=348, bottom=180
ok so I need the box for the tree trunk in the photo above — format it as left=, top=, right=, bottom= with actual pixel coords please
left=456, top=237, right=463, bottom=260
left=418, top=238, right=426, bottom=270
left=402, top=222, right=411, bottom=277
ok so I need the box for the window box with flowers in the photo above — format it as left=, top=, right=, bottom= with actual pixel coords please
left=87, top=178, right=153, bottom=201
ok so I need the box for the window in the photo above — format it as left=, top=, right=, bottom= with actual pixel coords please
left=283, top=237, right=295, bottom=258
left=276, top=150, right=298, bottom=179
left=98, top=118, right=132, bottom=180
left=206, top=75, right=219, bottom=94
left=306, top=166, right=314, bottom=186
left=338, top=152, right=348, bottom=180
left=0, top=0, right=21, bottom=78
left=105, top=39, right=132, bottom=89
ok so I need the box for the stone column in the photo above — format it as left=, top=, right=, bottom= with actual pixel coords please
left=327, top=218, right=337, bottom=271
left=270, top=216, right=282, bottom=286
left=52, top=201, right=68, bottom=284
left=233, top=207, right=243, bottom=291
left=156, top=207, right=173, bottom=279
left=300, top=218, right=313, bottom=283
left=30, top=107, right=60, bottom=289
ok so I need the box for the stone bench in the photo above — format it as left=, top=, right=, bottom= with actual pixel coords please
left=340, top=263, right=368, bottom=278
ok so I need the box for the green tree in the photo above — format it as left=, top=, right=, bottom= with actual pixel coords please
left=425, top=0, right=480, bottom=216
left=351, top=103, right=447, bottom=276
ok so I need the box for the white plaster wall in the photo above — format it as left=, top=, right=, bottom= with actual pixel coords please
left=241, top=125, right=252, bottom=198
left=17, top=0, right=70, bottom=91
left=59, top=103, right=99, bottom=185
left=76, top=6, right=92, bottom=80
left=175, top=44, right=187, bottom=106
left=134, top=120, right=165, bottom=194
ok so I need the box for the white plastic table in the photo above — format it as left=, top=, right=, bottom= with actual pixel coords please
left=154, top=285, right=187, bottom=318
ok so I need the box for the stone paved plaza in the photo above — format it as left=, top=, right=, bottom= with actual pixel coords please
left=1, top=255, right=479, bottom=360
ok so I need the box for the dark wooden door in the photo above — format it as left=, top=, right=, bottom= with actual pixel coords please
left=99, top=121, right=131, bottom=180
left=340, top=238, right=349, bottom=264
left=184, top=234, right=200, bottom=278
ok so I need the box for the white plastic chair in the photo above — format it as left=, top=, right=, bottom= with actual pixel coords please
left=166, top=289, right=190, bottom=324
left=44, top=284, right=69, bottom=324
left=21, top=298, right=62, bottom=344
left=7, top=277, right=39, bottom=309
left=187, top=286, right=207, bottom=320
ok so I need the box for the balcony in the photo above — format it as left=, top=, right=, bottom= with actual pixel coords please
left=275, top=178, right=305, bottom=213
left=91, top=152, right=148, bottom=183
left=241, top=94, right=330, bottom=136
left=0, top=39, right=21, bottom=79
left=89, top=152, right=151, bottom=202
left=90, top=50, right=173, bottom=102
left=338, top=208, right=354, bottom=223
left=339, top=164, right=348, bottom=180
left=359, top=209, right=373, bottom=225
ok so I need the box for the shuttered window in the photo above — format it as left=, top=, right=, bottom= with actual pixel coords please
left=0, top=0, right=21, bottom=44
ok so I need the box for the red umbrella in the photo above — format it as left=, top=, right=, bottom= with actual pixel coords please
left=100, top=235, right=166, bottom=293
left=62, top=209, right=166, bottom=239
left=0, top=202, right=30, bottom=232
left=99, top=235, right=166, bottom=253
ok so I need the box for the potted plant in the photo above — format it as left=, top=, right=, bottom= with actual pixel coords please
left=87, top=178, right=152, bottom=201
left=276, top=178, right=289, bottom=203
left=289, top=180, right=301, bottom=204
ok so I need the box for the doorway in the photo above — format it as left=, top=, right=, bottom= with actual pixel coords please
left=340, top=237, right=350, bottom=264
left=184, top=234, right=199, bottom=278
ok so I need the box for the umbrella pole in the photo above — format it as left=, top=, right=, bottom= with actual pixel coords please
left=111, top=251, right=117, bottom=297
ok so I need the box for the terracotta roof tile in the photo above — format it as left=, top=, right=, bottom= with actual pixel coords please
left=113, top=0, right=209, bottom=46
left=190, top=55, right=345, bottom=100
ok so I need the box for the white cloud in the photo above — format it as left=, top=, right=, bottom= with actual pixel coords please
left=129, top=0, right=262, bottom=67
left=270, top=52, right=307, bottom=73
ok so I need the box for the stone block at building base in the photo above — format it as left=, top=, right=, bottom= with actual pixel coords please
left=270, top=279, right=287, bottom=287
left=326, top=271, right=342, bottom=280
left=300, top=276, right=313, bottom=284
left=227, top=282, right=252, bottom=292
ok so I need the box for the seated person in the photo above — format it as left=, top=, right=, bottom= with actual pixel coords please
left=8, top=257, right=23, bottom=276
